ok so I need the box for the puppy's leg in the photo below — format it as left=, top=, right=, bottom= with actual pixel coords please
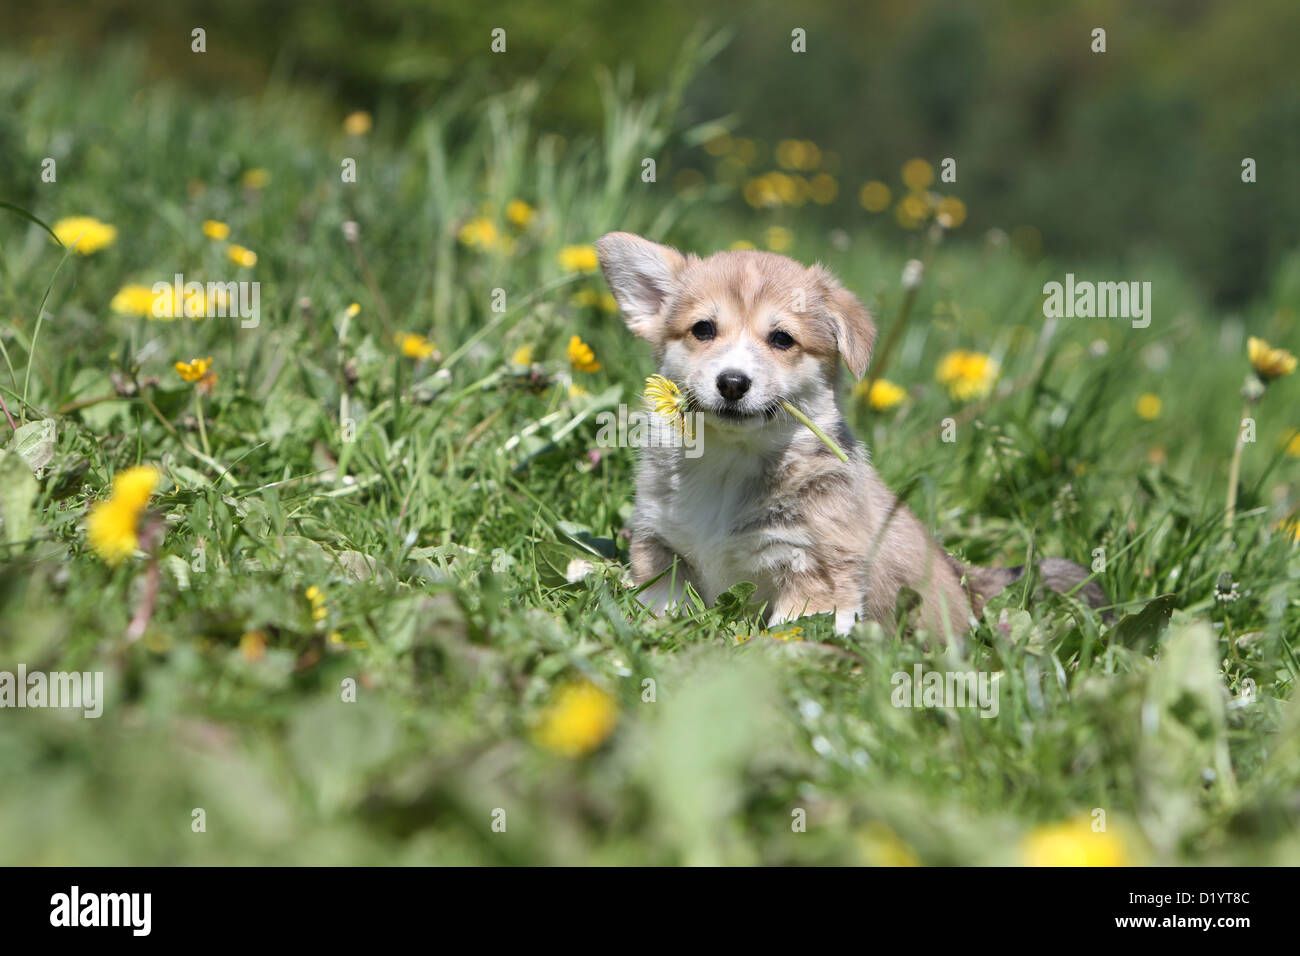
left=630, top=534, right=696, bottom=616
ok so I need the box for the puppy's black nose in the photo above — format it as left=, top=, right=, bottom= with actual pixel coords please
left=716, top=370, right=751, bottom=402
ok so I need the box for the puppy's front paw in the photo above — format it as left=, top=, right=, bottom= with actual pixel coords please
left=833, top=608, right=858, bottom=636
left=766, top=604, right=858, bottom=636
left=634, top=578, right=687, bottom=617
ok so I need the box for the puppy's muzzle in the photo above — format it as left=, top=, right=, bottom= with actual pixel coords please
left=716, top=370, right=751, bottom=402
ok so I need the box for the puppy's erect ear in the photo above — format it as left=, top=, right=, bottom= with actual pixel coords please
left=815, top=269, right=876, bottom=378
left=595, top=232, right=686, bottom=341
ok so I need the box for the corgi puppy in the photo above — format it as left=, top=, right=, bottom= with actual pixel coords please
left=595, top=231, right=1105, bottom=638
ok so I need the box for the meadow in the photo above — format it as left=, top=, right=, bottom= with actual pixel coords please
left=0, top=44, right=1297, bottom=865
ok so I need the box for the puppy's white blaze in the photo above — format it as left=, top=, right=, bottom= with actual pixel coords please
left=713, top=341, right=760, bottom=381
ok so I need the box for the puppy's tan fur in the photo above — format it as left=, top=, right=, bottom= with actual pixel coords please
left=597, top=232, right=1102, bottom=637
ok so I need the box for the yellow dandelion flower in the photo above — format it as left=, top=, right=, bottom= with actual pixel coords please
left=457, top=216, right=500, bottom=250
left=730, top=239, right=756, bottom=250
left=227, top=244, right=257, bottom=268
left=86, top=465, right=158, bottom=565
left=567, top=334, right=601, bottom=373
left=775, top=139, right=820, bottom=171
left=901, top=158, right=934, bottom=190
left=936, top=349, right=999, bottom=402
left=775, top=139, right=802, bottom=170
left=704, top=133, right=732, bottom=156
left=395, top=332, right=436, bottom=360
left=567, top=383, right=589, bottom=399
left=510, top=344, right=535, bottom=366
left=895, top=192, right=932, bottom=230
left=765, top=226, right=793, bottom=252
left=110, top=284, right=159, bottom=317
left=239, top=630, right=267, bottom=662
left=304, top=585, right=330, bottom=626
left=1136, top=393, right=1162, bottom=420
left=506, top=199, right=535, bottom=228
left=52, top=216, right=117, bottom=255
left=532, top=679, right=618, bottom=758
left=174, top=357, right=214, bottom=383
left=799, top=140, right=821, bottom=170
left=855, top=378, right=906, bottom=411
left=1247, top=336, right=1296, bottom=381
left=241, top=168, right=270, bottom=189
left=343, top=110, right=372, bottom=136
left=558, top=244, right=599, bottom=273
left=859, top=181, right=891, bottom=213
left=87, top=498, right=142, bottom=566
left=111, top=464, right=160, bottom=513
left=1022, top=816, right=1130, bottom=867
left=201, top=219, right=230, bottom=240
left=809, top=172, right=838, bottom=204
left=770, top=625, right=804, bottom=642
left=644, top=374, right=690, bottom=434
left=344, top=302, right=361, bottom=318
left=743, top=175, right=778, bottom=208
left=768, top=171, right=798, bottom=205
left=936, top=196, right=966, bottom=229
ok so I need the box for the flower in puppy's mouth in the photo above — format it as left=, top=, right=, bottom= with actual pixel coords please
left=644, top=374, right=692, bottom=436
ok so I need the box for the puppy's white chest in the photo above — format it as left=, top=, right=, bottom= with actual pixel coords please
left=654, top=451, right=804, bottom=603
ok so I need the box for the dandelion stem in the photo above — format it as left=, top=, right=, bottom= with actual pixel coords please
left=194, top=388, right=211, bottom=457
left=128, top=371, right=236, bottom=487
left=1224, top=399, right=1250, bottom=530
left=780, top=400, right=849, bottom=462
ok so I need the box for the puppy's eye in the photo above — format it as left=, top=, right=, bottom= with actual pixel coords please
left=768, top=329, right=796, bottom=350
left=691, top=320, right=717, bottom=341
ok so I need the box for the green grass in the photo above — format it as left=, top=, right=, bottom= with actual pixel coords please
left=1, top=46, right=1298, bottom=865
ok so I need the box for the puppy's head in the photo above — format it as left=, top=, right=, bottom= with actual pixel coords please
left=595, top=231, right=875, bottom=428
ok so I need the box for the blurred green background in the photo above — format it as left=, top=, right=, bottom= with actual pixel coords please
left=5, top=0, right=1299, bottom=306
